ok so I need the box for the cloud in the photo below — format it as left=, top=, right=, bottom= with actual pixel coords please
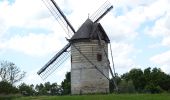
left=160, top=65, right=170, bottom=74
left=4, top=32, right=68, bottom=56
left=102, top=0, right=170, bottom=42
left=145, top=0, right=170, bottom=38
left=0, top=0, right=62, bottom=37
left=101, top=14, right=138, bottom=41
left=150, top=50, right=170, bottom=73
left=109, top=42, right=137, bottom=74
left=162, top=36, right=170, bottom=47
left=150, top=50, right=170, bottom=65
left=100, top=0, right=169, bottom=42
left=0, top=0, right=49, bottom=27
left=21, top=68, right=44, bottom=85
left=22, top=60, right=71, bottom=85
left=0, top=0, right=70, bottom=56
left=143, top=0, right=169, bottom=20
left=146, top=13, right=170, bottom=38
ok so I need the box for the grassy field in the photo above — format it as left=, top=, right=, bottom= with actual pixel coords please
left=7, top=94, right=169, bottom=100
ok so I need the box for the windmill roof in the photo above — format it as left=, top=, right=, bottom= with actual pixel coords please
left=70, top=19, right=110, bottom=43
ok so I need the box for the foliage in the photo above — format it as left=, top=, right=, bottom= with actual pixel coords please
left=0, top=61, right=26, bottom=85
left=61, top=72, right=71, bottom=95
left=118, top=80, right=135, bottom=93
left=121, top=67, right=170, bottom=93
left=109, top=75, right=121, bottom=93
left=18, top=83, right=35, bottom=96
left=0, top=81, right=19, bottom=94
left=35, top=82, right=61, bottom=96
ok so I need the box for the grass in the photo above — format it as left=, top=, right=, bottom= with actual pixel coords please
left=11, top=93, right=170, bottom=100
left=0, top=94, right=21, bottom=100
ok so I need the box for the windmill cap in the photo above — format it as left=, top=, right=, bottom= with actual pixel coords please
left=69, top=19, right=110, bottom=43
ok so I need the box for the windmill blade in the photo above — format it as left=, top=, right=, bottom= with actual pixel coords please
left=90, top=1, right=113, bottom=23
left=37, top=43, right=71, bottom=79
left=42, top=0, right=75, bottom=38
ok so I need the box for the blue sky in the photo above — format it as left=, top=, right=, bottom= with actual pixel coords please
left=0, top=0, right=170, bottom=85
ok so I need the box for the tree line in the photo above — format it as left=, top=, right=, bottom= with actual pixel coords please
left=111, top=67, right=170, bottom=93
left=1, top=60, right=170, bottom=96
left=0, top=61, right=70, bottom=96
left=0, top=72, right=71, bottom=96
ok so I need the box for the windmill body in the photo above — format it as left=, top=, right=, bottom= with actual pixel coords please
left=70, top=19, right=110, bottom=94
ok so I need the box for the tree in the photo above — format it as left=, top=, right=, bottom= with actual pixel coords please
left=0, top=81, right=18, bottom=94
left=35, top=83, right=47, bottom=95
left=0, top=61, right=26, bottom=85
left=61, top=72, right=71, bottom=95
left=109, top=75, right=121, bottom=93
left=18, top=83, right=35, bottom=96
left=122, top=68, right=146, bottom=92
left=51, top=82, right=61, bottom=95
left=149, top=68, right=170, bottom=92
left=35, top=82, right=61, bottom=95
left=44, top=82, right=51, bottom=93
left=121, top=67, right=170, bottom=93
left=118, top=80, right=135, bottom=93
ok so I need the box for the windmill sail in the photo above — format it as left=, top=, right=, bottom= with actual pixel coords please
left=90, top=0, right=113, bottom=23
left=37, top=43, right=71, bottom=79
left=37, top=0, right=76, bottom=79
left=42, top=0, right=75, bottom=37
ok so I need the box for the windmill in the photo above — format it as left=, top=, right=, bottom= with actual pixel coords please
left=37, top=0, right=118, bottom=94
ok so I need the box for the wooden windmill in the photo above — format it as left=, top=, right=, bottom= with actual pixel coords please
left=37, top=0, right=118, bottom=94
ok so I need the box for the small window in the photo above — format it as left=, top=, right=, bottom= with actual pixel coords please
left=97, top=53, right=102, bottom=61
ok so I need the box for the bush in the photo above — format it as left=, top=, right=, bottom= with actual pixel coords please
left=118, top=80, right=136, bottom=93
left=144, top=83, right=163, bottom=93
left=0, top=81, right=19, bottom=94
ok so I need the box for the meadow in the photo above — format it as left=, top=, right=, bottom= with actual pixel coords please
left=4, top=93, right=169, bottom=100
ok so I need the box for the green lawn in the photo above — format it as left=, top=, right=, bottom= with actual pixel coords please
left=9, top=94, right=170, bottom=100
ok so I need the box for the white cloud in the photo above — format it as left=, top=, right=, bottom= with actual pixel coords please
left=21, top=68, right=44, bottom=85
left=66, top=0, right=109, bottom=30
left=4, top=32, right=68, bottom=56
left=113, top=0, right=155, bottom=8
left=100, top=0, right=169, bottom=42
left=143, top=0, right=169, bottom=20
left=162, top=36, right=170, bottom=47
left=109, top=42, right=136, bottom=74
left=150, top=50, right=170, bottom=65
left=160, top=65, right=170, bottom=74
left=103, top=0, right=170, bottom=42
left=101, top=14, right=138, bottom=41
left=147, top=13, right=170, bottom=38
left=150, top=50, right=170, bottom=74
left=0, top=0, right=49, bottom=27
left=145, top=0, right=170, bottom=38
left=22, top=60, right=71, bottom=85
left=0, top=0, right=70, bottom=56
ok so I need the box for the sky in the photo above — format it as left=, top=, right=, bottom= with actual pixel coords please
left=0, top=0, right=170, bottom=85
